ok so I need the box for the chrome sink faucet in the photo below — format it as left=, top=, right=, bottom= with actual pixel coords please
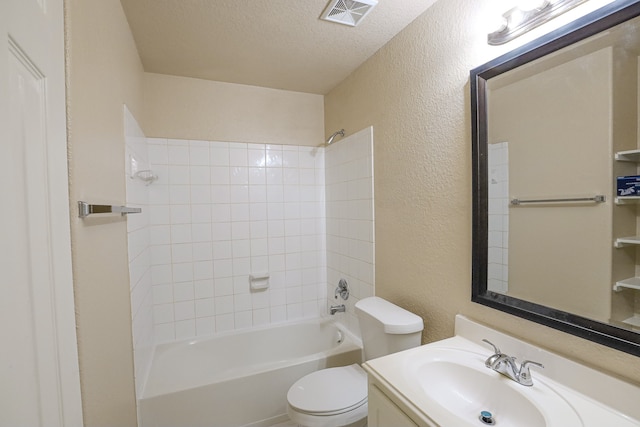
left=482, top=339, right=544, bottom=386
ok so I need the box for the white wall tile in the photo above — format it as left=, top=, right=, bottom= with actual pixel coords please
left=212, top=240, right=233, bottom=260
left=150, top=225, right=171, bottom=245
left=214, top=277, right=234, bottom=296
left=196, top=317, right=216, bottom=336
left=215, top=314, right=234, bottom=332
left=168, top=145, right=190, bottom=165
left=235, top=311, right=252, bottom=329
left=147, top=138, right=332, bottom=341
left=171, top=244, right=193, bottom=263
left=253, top=308, right=270, bottom=326
left=153, top=304, right=174, bottom=323
left=229, top=146, right=248, bottom=167
left=169, top=165, right=190, bottom=185
left=192, top=223, right=212, bottom=242
left=154, top=323, right=175, bottom=343
left=210, top=145, right=230, bottom=166
left=195, top=298, right=216, bottom=317
left=194, top=279, right=215, bottom=299
left=173, top=282, right=194, bottom=302
left=174, top=301, right=195, bottom=321
left=212, top=204, right=231, bottom=223
left=194, top=261, right=214, bottom=280
left=152, top=284, right=173, bottom=305
left=230, top=167, right=249, bottom=185
left=169, top=185, right=191, bottom=204
left=270, top=305, right=287, bottom=323
left=215, top=295, right=234, bottom=315
left=324, top=127, right=375, bottom=335
left=175, top=320, right=195, bottom=339
left=190, top=144, right=210, bottom=166
left=171, top=224, right=192, bottom=243
left=125, top=108, right=154, bottom=399
left=172, top=263, right=194, bottom=282
left=211, top=167, right=230, bottom=185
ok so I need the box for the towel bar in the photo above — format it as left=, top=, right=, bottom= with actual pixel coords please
left=78, top=201, right=142, bottom=218
left=510, top=195, right=605, bottom=205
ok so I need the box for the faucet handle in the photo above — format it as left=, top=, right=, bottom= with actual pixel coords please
left=518, top=360, right=544, bottom=385
left=520, top=360, right=544, bottom=371
left=482, top=339, right=504, bottom=369
left=482, top=339, right=501, bottom=354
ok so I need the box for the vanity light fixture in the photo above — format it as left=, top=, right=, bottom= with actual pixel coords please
left=488, top=0, right=589, bottom=45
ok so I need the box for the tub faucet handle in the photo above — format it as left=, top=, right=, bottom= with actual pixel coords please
left=335, top=278, right=349, bottom=300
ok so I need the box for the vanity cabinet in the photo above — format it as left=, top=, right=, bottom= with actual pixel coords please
left=367, top=385, right=420, bottom=427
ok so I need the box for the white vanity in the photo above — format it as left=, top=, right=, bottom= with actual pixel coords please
left=364, top=315, right=640, bottom=427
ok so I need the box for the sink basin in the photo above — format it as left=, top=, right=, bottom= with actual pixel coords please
left=418, top=360, right=545, bottom=426
left=364, top=317, right=640, bottom=427
left=403, top=348, right=583, bottom=427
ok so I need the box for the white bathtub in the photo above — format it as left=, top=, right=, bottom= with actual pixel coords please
left=139, top=318, right=363, bottom=427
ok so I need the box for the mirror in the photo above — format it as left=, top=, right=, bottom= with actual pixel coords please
left=472, top=0, right=640, bottom=356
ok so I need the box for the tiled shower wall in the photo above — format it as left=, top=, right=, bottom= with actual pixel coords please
left=124, top=107, right=154, bottom=398
left=324, top=127, right=375, bottom=333
left=146, top=138, right=327, bottom=341
left=487, top=141, right=509, bottom=293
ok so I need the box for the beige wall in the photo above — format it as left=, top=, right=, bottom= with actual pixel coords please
left=65, top=0, right=142, bottom=424
left=142, top=73, right=324, bottom=145
left=324, top=0, right=640, bottom=384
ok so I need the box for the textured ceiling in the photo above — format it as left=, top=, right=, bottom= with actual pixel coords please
left=120, top=0, right=438, bottom=94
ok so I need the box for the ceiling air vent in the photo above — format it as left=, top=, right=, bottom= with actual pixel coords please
left=320, top=0, right=378, bottom=27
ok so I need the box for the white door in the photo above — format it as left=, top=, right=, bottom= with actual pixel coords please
left=0, top=0, right=83, bottom=426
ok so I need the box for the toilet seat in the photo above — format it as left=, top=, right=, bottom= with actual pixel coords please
left=287, top=364, right=368, bottom=416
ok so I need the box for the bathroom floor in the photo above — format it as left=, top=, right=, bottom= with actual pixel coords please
left=269, top=420, right=297, bottom=427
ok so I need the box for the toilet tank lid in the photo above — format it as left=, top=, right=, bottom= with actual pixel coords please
left=355, top=297, right=424, bottom=334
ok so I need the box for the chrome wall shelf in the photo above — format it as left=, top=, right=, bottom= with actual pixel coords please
left=615, top=149, right=640, bottom=162
left=613, top=277, right=640, bottom=292
left=614, top=236, right=640, bottom=248
left=615, top=196, right=640, bottom=204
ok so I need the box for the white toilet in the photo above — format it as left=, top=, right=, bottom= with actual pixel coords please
left=286, top=296, right=424, bottom=427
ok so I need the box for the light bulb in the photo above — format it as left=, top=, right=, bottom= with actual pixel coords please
left=517, top=0, right=549, bottom=11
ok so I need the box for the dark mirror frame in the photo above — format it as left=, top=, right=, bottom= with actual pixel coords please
left=471, top=0, right=640, bottom=357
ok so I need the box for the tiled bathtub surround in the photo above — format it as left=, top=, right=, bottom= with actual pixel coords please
left=487, top=142, right=509, bottom=293
left=147, top=138, right=327, bottom=341
left=325, top=127, right=375, bottom=333
left=124, top=107, right=154, bottom=399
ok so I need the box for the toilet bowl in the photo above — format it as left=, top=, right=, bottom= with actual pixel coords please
left=286, top=297, right=424, bottom=427
left=287, top=364, right=368, bottom=427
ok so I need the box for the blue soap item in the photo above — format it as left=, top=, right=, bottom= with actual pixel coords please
left=617, top=175, right=640, bottom=197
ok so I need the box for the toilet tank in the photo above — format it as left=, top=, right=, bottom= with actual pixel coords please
left=355, top=297, right=424, bottom=361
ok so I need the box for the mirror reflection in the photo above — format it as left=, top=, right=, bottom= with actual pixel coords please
left=473, top=1, right=640, bottom=356
left=486, top=33, right=619, bottom=323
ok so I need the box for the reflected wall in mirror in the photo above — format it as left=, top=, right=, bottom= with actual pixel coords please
left=472, top=0, right=640, bottom=356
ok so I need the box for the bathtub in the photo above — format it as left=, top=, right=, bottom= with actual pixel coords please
left=139, top=318, right=363, bottom=427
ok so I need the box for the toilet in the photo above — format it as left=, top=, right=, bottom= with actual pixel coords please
left=286, top=296, right=424, bottom=427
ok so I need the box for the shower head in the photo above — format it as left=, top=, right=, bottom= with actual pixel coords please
left=326, top=129, right=345, bottom=145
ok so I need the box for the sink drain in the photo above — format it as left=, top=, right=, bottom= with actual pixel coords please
left=479, top=410, right=496, bottom=425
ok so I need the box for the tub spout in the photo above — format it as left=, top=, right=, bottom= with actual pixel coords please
left=330, top=304, right=346, bottom=315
